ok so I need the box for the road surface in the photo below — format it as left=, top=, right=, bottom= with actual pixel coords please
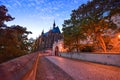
left=36, top=55, right=120, bottom=80
left=36, top=56, right=73, bottom=80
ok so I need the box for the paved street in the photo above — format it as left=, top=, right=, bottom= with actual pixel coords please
left=36, top=56, right=73, bottom=80
left=44, top=56, right=120, bottom=80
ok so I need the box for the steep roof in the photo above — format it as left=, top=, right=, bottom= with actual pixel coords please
left=52, top=26, right=61, bottom=33
left=41, top=20, right=61, bottom=36
left=42, top=26, right=61, bottom=36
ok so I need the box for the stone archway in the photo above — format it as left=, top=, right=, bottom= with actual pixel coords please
left=55, top=46, right=59, bottom=56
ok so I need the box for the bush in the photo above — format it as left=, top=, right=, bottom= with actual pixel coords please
left=81, top=46, right=94, bottom=52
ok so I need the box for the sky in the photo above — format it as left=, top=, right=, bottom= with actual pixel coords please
left=0, top=0, right=89, bottom=39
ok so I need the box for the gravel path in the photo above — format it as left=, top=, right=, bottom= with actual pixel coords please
left=36, top=56, right=73, bottom=80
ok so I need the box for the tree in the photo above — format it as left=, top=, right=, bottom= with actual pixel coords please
left=0, top=5, right=14, bottom=27
left=0, top=25, right=32, bottom=58
left=11, top=25, right=32, bottom=53
left=0, top=5, right=32, bottom=63
left=80, top=0, right=120, bottom=52
left=62, top=0, right=120, bottom=52
left=62, top=17, right=86, bottom=52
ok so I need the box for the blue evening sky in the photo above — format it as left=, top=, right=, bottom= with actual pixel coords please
left=0, top=0, right=89, bottom=39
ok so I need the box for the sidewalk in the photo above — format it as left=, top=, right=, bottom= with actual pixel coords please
left=46, top=56, right=120, bottom=80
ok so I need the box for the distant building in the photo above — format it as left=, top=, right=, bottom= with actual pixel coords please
left=38, top=21, right=63, bottom=51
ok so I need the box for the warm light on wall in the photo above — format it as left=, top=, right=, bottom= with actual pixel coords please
left=58, top=44, right=63, bottom=52
left=118, top=35, right=120, bottom=39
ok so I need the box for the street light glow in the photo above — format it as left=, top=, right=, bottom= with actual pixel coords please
left=118, top=35, right=120, bottom=38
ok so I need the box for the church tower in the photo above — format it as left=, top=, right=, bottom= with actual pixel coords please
left=53, top=20, right=56, bottom=28
left=41, top=30, right=44, bottom=35
left=38, top=21, right=63, bottom=51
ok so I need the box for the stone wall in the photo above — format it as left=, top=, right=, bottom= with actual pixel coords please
left=59, top=52, right=120, bottom=66
left=0, top=52, right=39, bottom=80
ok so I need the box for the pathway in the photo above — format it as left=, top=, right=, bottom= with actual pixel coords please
left=45, top=56, right=120, bottom=80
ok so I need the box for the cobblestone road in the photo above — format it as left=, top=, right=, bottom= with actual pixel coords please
left=46, top=56, right=120, bottom=80
left=36, top=56, right=73, bottom=80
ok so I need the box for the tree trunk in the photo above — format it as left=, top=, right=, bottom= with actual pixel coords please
left=76, top=37, right=79, bottom=52
left=99, top=36, right=107, bottom=52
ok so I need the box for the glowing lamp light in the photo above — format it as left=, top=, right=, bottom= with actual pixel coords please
left=118, top=35, right=120, bottom=39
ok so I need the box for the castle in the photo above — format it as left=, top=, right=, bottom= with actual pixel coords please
left=38, top=21, right=63, bottom=51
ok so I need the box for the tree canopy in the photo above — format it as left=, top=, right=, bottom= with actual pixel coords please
left=62, top=0, right=120, bottom=52
left=0, top=5, right=14, bottom=27
left=0, top=5, right=33, bottom=63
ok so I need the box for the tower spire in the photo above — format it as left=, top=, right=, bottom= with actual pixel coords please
left=41, top=30, right=44, bottom=35
left=53, top=20, right=56, bottom=28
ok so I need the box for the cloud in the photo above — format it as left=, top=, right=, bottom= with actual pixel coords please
left=2, top=0, right=89, bottom=39
left=5, top=4, right=12, bottom=9
left=35, top=0, right=46, bottom=4
left=27, top=1, right=36, bottom=8
left=55, top=13, right=60, bottom=17
left=42, top=15, right=54, bottom=20
left=35, top=6, right=41, bottom=10
left=15, top=0, right=22, bottom=7
left=30, top=2, right=36, bottom=6
left=72, top=0, right=78, bottom=3
left=0, top=0, right=5, bottom=4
